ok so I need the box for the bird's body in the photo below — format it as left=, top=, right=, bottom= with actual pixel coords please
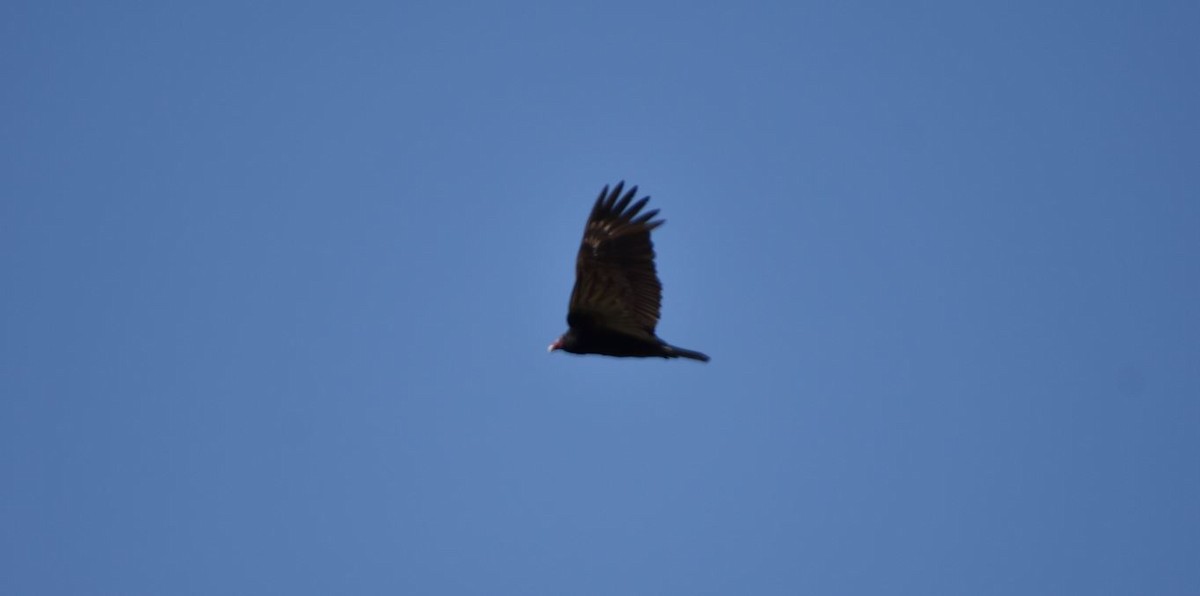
left=549, top=182, right=709, bottom=362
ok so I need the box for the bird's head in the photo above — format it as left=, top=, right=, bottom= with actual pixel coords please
left=548, top=331, right=575, bottom=353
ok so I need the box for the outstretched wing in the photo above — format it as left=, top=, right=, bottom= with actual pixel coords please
left=567, top=181, right=664, bottom=339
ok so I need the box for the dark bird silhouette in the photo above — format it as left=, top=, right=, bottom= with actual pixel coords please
left=549, top=182, right=709, bottom=362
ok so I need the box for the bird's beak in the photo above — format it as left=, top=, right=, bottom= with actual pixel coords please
left=548, top=339, right=562, bottom=352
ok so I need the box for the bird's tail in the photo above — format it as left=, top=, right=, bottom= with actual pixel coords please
left=667, top=345, right=710, bottom=362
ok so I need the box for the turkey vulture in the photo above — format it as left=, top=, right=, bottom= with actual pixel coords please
left=548, top=182, right=709, bottom=362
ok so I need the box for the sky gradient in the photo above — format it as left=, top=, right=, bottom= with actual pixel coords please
left=3, top=2, right=1198, bottom=594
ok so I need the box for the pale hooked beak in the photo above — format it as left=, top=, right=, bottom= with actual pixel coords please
left=548, top=339, right=563, bottom=352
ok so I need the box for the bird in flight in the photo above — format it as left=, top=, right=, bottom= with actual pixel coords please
left=549, top=182, right=709, bottom=362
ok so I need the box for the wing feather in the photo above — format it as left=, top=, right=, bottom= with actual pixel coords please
left=567, top=182, right=666, bottom=338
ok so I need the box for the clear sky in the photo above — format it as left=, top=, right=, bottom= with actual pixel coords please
left=3, top=2, right=1198, bottom=594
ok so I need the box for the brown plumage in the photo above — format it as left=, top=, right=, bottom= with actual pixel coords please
left=548, top=182, right=709, bottom=362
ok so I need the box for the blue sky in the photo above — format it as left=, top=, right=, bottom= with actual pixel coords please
left=3, top=1, right=1198, bottom=594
